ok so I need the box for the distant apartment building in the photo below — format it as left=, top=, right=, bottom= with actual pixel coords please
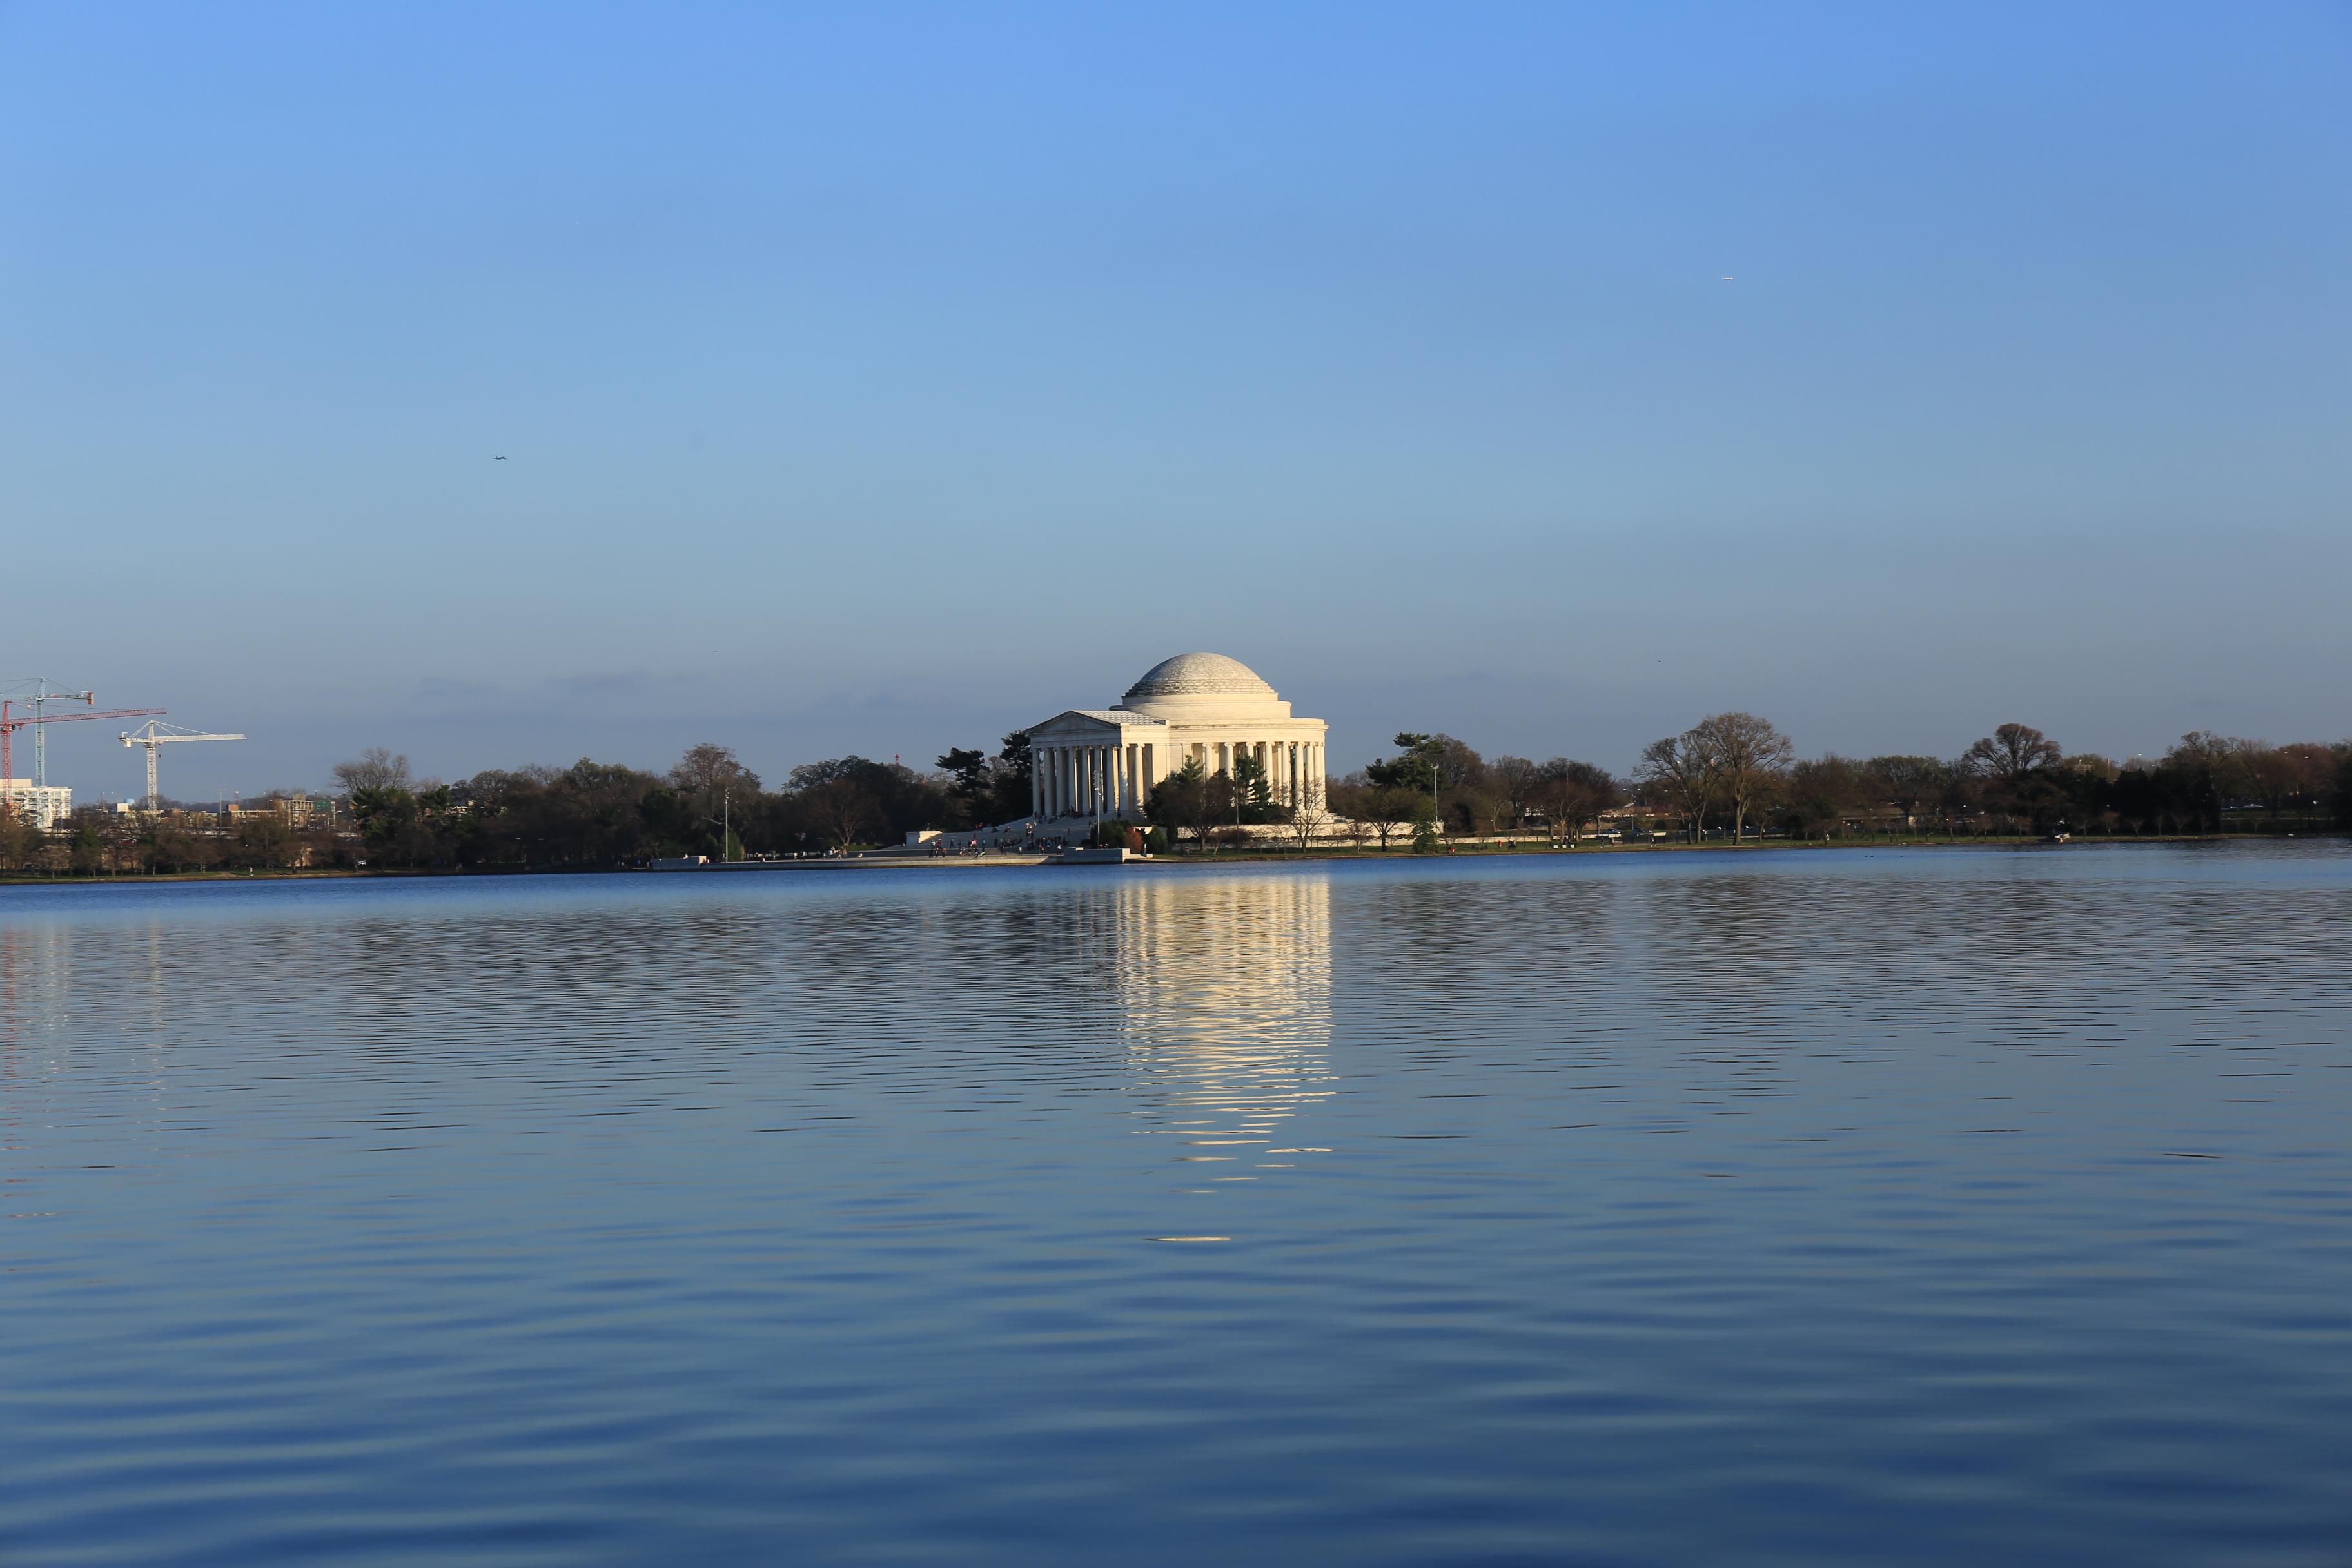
left=0, top=779, right=74, bottom=830
left=222, top=793, right=338, bottom=829
left=282, top=793, right=337, bottom=828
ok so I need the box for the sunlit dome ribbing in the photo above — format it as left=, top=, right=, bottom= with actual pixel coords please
left=1122, top=653, right=1279, bottom=701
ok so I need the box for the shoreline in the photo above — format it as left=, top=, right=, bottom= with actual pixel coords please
left=2, top=832, right=2337, bottom=888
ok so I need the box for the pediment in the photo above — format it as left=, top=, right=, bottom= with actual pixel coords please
left=1028, top=709, right=1161, bottom=737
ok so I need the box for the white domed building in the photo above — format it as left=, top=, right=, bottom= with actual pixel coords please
left=1026, top=653, right=1329, bottom=823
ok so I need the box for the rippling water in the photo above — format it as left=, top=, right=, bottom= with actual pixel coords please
left=6, top=843, right=2350, bottom=1564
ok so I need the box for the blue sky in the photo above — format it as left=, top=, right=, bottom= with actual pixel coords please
left=4, top=3, right=2346, bottom=799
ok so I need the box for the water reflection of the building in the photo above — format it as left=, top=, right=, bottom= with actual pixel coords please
left=1110, top=870, right=1335, bottom=1169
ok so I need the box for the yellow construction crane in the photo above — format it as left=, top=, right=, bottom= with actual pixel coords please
left=120, top=720, right=246, bottom=810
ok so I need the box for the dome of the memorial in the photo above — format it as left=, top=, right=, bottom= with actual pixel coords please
left=1122, top=652, right=1278, bottom=701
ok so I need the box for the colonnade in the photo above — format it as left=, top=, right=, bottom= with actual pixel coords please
left=1210, top=738, right=1325, bottom=814
left=1032, top=736, right=1326, bottom=820
left=1034, top=740, right=1152, bottom=820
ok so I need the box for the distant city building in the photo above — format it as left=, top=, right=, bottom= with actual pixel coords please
left=0, top=779, right=73, bottom=830
left=222, top=793, right=337, bottom=829
left=1026, top=652, right=1328, bottom=823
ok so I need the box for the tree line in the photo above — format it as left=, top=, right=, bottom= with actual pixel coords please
left=5, top=714, right=2346, bottom=877
left=1325, top=716, right=2352, bottom=846
left=311, top=734, right=1048, bottom=870
left=0, top=734, right=1043, bottom=875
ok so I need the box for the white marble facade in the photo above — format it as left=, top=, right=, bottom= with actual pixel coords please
left=1026, top=653, right=1329, bottom=822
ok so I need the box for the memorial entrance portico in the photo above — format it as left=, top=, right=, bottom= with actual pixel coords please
left=1026, top=653, right=1329, bottom=824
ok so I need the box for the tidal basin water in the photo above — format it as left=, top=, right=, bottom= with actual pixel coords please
left=6, top=844, right=2351, bottom=1565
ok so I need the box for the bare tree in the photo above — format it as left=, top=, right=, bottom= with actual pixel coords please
left=805, top=776, right=880, bottom=849
left=1959, top=723, right=2068, bottom=832
left=1487, top=756, right=1540, bottom=831
left=1636, top=734, right=1717, bottom=842
left=1687, top=712, right=1793, bottom=843
left=1534, top=758, right=1620, bottom=843
left=1862, top=755, right=1948, bottom=833
left=333, top=747, right=411, bottom=794
left=2161, top=731, right=2262, bottom=833
left=1785, top=754, right=1865, bottom=839
left=0, top=803, right=40, bottom=871
left=1287, top=791, right=1335, bottom=852
left=1366, top=783, right=1422, bottom=850
left=1962, top=723, right=2063, bottom=785
left=1324, top=779, right=1377, bottom=852
left=668, top=742, right=762, bottom=819
left=2256, top=741, right=2338, bottom=823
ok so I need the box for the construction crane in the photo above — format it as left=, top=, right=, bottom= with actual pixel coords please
left=31, top=680, right=91, bottom=787
left=1, top=696, right=166, bottom=780
left=1, top=677, right=97, bottom=787
left=120, top=720, right=246, bottom=810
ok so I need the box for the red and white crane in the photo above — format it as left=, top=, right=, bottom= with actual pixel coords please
left=1, top=677, right=110, bottom=787
left=121, top=720, right=246, bottom=810
left=0, top=695, right=166, bottom=781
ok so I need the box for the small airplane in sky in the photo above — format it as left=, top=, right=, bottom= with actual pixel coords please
left=493, top=455, right=506, bottom=460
